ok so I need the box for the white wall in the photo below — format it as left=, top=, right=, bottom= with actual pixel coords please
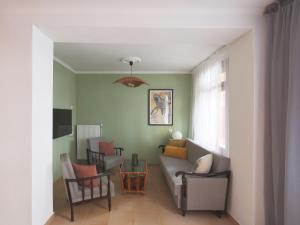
left=253, top=18, right=267, bottom=225
left=227, top=31, right=254, bottom=225
left=0, top=18, right=53, bottom=225
left=32, top=26, right=53, bottom=225
left=0, top=16, right=33, bottom=225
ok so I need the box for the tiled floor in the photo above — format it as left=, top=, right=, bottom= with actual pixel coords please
left=50, top=165, right=238, bottom=225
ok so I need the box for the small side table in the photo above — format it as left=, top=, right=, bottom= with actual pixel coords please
left=119, top=159, right=148, bottom=194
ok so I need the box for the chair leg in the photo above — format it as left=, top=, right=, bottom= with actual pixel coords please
left=107, top=176, right=111, bottom=211
left=181, top=209, right=186, bottom=216
left=108, top=195, right=111, bottom=211
left=70, top=203, right=74, bottom=221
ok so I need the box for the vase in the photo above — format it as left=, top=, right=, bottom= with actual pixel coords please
left=132, top=153, right=138, bottom=166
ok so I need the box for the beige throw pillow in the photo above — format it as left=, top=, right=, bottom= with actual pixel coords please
left=194, top=154, right=213, bottom=173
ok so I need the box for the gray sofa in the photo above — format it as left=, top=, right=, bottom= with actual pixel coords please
left=159, top=139, right=230, bottom=216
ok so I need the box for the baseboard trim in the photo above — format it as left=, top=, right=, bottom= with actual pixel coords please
left=45, top=213, right=55, bottom=225
left=53, top=176, right=63, bottom=184
left=227, top=213, right=239, bottom=225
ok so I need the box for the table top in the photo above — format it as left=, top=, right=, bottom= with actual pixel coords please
left=120, top=159, right=147, bottom=173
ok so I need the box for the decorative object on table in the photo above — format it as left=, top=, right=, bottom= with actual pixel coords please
left=171, top=130, right=183, bottom=139
left=113, top=56, right=149, bottom=88
left=148, top=89, right=173, bottom=125
left=168, top=128, right=173, bottom=137
left=131, top=153, right=139, bottom=166
left=119, top=159, right=148, bottom=194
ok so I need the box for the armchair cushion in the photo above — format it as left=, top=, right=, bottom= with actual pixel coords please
left=99, top=141, right=115, bottom=156
left=72, top=164, right=98, bottom=187
left=104, top=155, right=124, bottom=170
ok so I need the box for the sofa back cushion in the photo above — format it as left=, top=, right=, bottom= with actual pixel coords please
left=211, top=154, right=230, bottom=173
left=186, top=139, right=209, bottom=164
left=186, top=139, right=230, bottom=173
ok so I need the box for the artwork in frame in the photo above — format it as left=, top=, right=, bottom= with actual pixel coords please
left=148, top=89, right=173, bottom=125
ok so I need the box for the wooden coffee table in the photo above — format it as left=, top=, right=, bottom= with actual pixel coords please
left=119, top=159, right=148, bottom=194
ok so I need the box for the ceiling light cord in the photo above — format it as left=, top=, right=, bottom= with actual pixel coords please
left=130, top=61, right=133, bottom=77
left=112, top=56, right=149, bottom=87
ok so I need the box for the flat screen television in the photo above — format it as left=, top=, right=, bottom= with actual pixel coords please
left=53, top=108, right=72, bottom=139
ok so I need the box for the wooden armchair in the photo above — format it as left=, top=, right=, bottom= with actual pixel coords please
left=60, top=153, right=115, bottom=221
left=87, top=137, right=124, bottom=171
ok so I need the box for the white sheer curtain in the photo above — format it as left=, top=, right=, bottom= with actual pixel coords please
left=191, top=57, right=228, bottom=156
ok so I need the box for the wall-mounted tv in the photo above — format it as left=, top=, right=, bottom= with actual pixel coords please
left=53, top=108, right=72, bottom=139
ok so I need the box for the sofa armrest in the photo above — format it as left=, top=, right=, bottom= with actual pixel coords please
left=175, top=170, right=230, bottom=178
left=114, top=147, right=124, bottom=156
left=175, top=170, right=231, bottom=215
left=158, top=145, right=165, bottom=153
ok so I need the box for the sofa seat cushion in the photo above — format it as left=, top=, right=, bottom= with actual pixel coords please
left=104, top=155, right=124, bottom=170
left=160, top=155, right=193, bottom=197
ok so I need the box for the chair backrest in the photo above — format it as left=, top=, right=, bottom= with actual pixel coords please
left=88, top=137, right=102, bottom=152
left=185, top=139, right=230, bottom=173
left=60, top=153, right=79, bottom=195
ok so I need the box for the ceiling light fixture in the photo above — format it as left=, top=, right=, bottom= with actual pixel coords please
left=113, top=56, right=149, bottom=88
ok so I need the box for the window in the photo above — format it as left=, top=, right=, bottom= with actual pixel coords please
left=191, top=58, right=228, bottom=157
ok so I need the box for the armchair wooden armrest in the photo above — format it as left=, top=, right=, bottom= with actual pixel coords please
left=86, top=149, right=105, bottom=172
left=113, top=147, right=124, bottom=156
left=65, top=172, right=112, bottom=221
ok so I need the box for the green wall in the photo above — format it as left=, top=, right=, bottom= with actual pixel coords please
left=76, top=74, right=191, bottom=164
left=53, top=61, right=77, bottom=181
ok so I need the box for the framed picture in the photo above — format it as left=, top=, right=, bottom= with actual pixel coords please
left=148, top=89, right=173, bottom=125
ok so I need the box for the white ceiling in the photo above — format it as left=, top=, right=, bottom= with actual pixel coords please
left=54, top=28, right=248, bottom=74
left=5, top=0, right=270, bottom=74
left=2, top=0, right=272, bottom=10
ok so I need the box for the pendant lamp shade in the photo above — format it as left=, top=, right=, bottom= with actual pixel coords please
left=113, top=76, right=149, bottom=87
left=113, top=57, right=149, bottom=87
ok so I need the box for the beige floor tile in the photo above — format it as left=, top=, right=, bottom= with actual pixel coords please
left=107, top=211, right=134, bottom=225
left=133, top=209, right=161, bottom=225
left=50, top=165, right=237, bottom=225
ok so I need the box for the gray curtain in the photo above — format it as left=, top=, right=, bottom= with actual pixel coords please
left=264, top=1, right=300, bottom=225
